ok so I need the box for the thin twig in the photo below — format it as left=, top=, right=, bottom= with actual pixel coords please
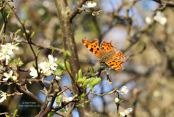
left=40, top=89, right=59, bottom=116
left=70, top=0, right=88, bottom=21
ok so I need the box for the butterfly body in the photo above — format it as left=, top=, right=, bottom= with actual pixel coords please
left=100, top=51, right=115, bottom=62
left=82, top=38, right=128, bottom=71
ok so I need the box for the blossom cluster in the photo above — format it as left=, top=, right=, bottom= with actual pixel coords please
left=114, top=86, right=133, bottom=117
left=3, top=70, right=17, bottom=81
left=83, top=1, right=97, bottom=8
left=0, top=43, right=18, bottom=65
left=145, top=11, right=167, bottom=25
left=0, top=33, right=22, bottom=65
left=29, top=55, right=58, bottom=78
left=120, top=108, right=133, bottom=117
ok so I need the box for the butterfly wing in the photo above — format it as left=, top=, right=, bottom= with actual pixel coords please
left=110, top=50, right=127, bottom=60
left=82, top=38, right=103, bottom=58
left=105, top=60, right=126, bottom=71
left=100, top=40, right=117, bottom=53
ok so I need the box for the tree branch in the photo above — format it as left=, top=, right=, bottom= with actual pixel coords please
left=54, top=0, right=91, bottom=116
left=40, top=89, right=59, bottom=117
left=15, top=83, right=44, bottom=105
left=70, top=0, right=87, bottom=21
left=153, top=0, right=174, bottom=7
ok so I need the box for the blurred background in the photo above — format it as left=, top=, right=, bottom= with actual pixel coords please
left=1, top=0, right=174, bottom=117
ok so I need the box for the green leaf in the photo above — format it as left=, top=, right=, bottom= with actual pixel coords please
left=82, top=76, right=87, bottom=82
left=55, top=69, right=64, bottom=75
left=76, top=78, right=84, bottom=83
left=31, top=32, right=35, bottom=38
left=78, top=69, right=82, bottom=79
left=89, top=67, right=94, bottom=75
left=98, top=10, right=102, bottom=13
left=23, top=33, right=26, bottom=38
left=23, top=18, right=26, bottom=23
left=89, top=78, right=101, bottom=87
left=90, top=87, right=95, bottom=90
left=15, top=29, right=21, bottom=34
left=15, top=43, right=20, bottom=46
left=83, top=79, right=90, bottom=87
left=9, top=58, right=12, bottom=63
left=17, top=58, right=21, bottom=63
left=118, top=113, right=120, bottom=117
left=77, top=104, right=84, bottom=108
left=3, top=10, right=8, bottom=20
left=6, top=10, right=12, bottom=14
left=56, top=95, right=62, bottom=105
left=14, top=59, right=17, bottom=64
left=5, top=115, right=10, bottom=117
left=32, top=63, right=35, bottom=67
left=108, top=92, right=113, bottom=94
left=65, top=61, right=71, bottom=73
left=56, top=61, right=65, bottom=70
left=48, top=112, right=54, bottom=117
left=13, top=109, right=18, bottom=116
left=52, top=48, right=55, bottom=54
left=64, top=50, right=71, bottom=59
left=78, top=93, right=84, bottom=100
left=36, top=50, right=40, bottom=57
left=60, top=108, right=64, bottom=112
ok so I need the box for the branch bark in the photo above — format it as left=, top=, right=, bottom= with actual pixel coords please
left=54, top=0, right=91, bottom=116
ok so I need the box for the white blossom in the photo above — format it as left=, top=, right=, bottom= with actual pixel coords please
left=83, top=1, right=97, bottom=8
left=67, top=97, right=73, bottom=102
left=145, top=16, right=153, bottom=24
left=48, top=55, right=57, bottom=71
left=42, top=68, right=52, bottom=76
left=153, top=11, right=167, bottom=25
left=0, top=51, right=10, bottom=65
left=64, top=95, right=77, bottom=102
left=115, top=98, right=119, bottom=103
left=26, top=30, right=30, bottom=34
left=12, top=76, right=17, bottom=81
left=0, top=43, right=18, bottom=65
left=39, top=62, right=49, bottom=70
left=120, top=86, right=129, bottom=94
left=3, top=70, right=16, bottom=81
left=120, top=112, right=125, bottom=117
left=10, top=33, right=22, bottom=42
left=38, top=8, right=45, bottom=15
left=55, top=76, right=61, bottom=80
left=120, top=108, right=133, bottom=116
left=0, top=91, right=7, bottom=103
left=39, top=62, right=52, bottom=76
left=38, top=55, right=58, bottom=76
left=1, top=43, right=18, bottom=55
left=43, top=1, right=50, bottom=8
left=29, top=67, right=38, bottom=78
left=63, top=96, right=73, bottom=102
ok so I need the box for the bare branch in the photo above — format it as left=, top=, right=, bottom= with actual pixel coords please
left=153, top=0, right=174, bottom=7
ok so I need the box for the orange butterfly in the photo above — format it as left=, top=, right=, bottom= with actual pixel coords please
left=82, top=38, right=129, bottom=71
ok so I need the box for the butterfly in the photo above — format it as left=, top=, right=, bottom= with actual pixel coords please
left=82, top=38, right=129, bottom=71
